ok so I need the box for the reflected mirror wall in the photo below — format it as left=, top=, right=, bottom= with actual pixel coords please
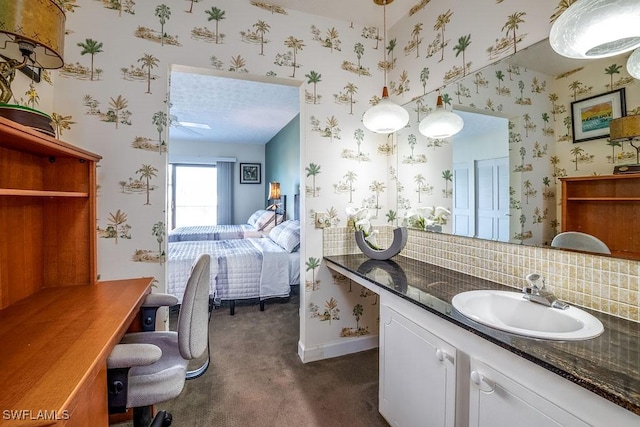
left=392, top=38, right=638, bottom=260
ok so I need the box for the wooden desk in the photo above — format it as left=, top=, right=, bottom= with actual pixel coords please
left=0, top=278, right=152, bottom=426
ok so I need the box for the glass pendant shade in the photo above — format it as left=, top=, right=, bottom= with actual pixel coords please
left=550, top=0, right=640, bottom=59
left=363, top=87, right=409, bottom=134
left=628, top=48, right=640, bottom=79
left=419, top=95, right=464, bottom=139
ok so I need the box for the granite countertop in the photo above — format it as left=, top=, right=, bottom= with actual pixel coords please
left=324, top=254, right=640, bottom=416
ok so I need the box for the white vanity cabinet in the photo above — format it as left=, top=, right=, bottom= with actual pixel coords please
left=468, top=358, right=589, bottom=427
left=380, top=303, right=457, bottom=427
left=377, top=289, right=639, bottom=427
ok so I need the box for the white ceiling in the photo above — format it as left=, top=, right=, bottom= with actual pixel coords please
left=169, top=70, right=299, bottom=144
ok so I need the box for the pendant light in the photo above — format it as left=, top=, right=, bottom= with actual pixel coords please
left=418, top=90, right=464, bottom=139
left=549, top=0, right=640, bottom=59
left=628, top=48, right=640, bottom=79
left=362, top=0, right=409, bottom=134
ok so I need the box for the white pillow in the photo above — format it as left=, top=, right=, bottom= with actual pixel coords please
left=269, top=220, right=300, bottom=253
left=255, top=210, right=281, bottom=231
left=247, top=209, right=269, bottom=227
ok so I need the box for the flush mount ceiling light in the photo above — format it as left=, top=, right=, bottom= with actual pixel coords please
left=418, top=91, right=464, bottom=139
left=628, top=48, right=640, bottom=79
left=362, top=0, right=409, bottom=134
left=178, top=121, right=211, bottom=129
left=549, top=0, right=640, bottom=59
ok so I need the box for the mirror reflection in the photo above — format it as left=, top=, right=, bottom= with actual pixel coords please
left=393, top=38, right=638, bottom=260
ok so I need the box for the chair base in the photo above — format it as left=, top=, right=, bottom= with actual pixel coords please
left=134, top=407, right=172, bottom=427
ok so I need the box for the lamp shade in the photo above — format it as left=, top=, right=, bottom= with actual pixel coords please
left=268, top=182, right=281, bottom=200
left=363, top=87, right=409, bottom=134
left=419, top=95, right=464, bottom=139
left=0, top=0, right=66, bottom=69
left=628, top=48, right=640, bottom=79
left=609, top=115, right=640, bottom=142
left=549, top=0, right=640, bottom=59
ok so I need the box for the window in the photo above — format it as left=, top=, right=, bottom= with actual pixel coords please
left=169, top=164, right=217, bottom=229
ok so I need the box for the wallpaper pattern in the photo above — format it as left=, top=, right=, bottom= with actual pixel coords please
left=10, top=0, right=635, bottom=355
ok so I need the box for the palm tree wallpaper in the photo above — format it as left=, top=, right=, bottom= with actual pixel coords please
left=10, top=0, right=637, bottom=353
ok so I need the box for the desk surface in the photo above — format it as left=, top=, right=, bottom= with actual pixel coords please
left=0, top=278, right=152, bottom=425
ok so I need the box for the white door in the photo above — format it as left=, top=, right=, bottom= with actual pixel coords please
left=453, top=162, right=473, bottom=237
left=380, top=304, right=457, bottom=427
left=475, top=158, right=509, bottom=241
left=469, top=358, right=589, bottom=427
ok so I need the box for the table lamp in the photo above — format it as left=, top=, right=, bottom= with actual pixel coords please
left=610, top=115, right=640, bottom=174
left=267, top=181, right=281, bottom=225
left=0, top=0, right=66, bottom=137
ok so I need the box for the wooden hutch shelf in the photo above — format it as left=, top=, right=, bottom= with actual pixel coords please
left=561, top=174, right=640, bottom=261
left=0, top=189, right=90, bottom=197
left=0, top=116, right=101, bottom=308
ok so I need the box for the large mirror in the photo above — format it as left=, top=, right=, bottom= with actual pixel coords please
left=393, top=38, right=636, bottom=259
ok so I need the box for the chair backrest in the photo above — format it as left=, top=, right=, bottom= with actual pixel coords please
left=177, top=254, right=211, bottom=360
left=551, top=231, right=611, bottom=255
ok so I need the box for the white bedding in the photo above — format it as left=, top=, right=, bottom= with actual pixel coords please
left=167, top=238, right=299, bottom=303
left=168, top=224, right=264, bottom=242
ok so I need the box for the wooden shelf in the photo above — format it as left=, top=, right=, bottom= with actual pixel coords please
left=561, top=175, right=640, bottom=261
left=0, top=118, right=101, bottom=310
left=0, top=116, right=101, bottom=161
left=0, top=189, right=89, bottom=197
left=565, top=197, right=640, bottom=201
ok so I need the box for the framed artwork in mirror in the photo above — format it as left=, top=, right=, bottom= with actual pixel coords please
left=571, top=88, right=625, bottom=143
left=240, top=163, right=261, bottom=184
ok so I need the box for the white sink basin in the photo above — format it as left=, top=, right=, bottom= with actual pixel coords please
left=451, top=290, right=604, bottom=340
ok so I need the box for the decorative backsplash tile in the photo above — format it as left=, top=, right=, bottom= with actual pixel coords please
left=324, top=227, right=640, bottom=322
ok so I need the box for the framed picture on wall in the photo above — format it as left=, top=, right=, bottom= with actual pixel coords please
left=571, top=88, right=626, bottom=143
left=240, top=163, right=261, bottom=184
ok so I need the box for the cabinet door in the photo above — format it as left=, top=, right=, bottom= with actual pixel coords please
left=469, top=358, right=588, bottom=427
left=380, top=304, right=456, bottom=427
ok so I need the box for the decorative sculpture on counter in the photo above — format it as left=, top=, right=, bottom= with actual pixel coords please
left=347, top=207, right=407, bottom=260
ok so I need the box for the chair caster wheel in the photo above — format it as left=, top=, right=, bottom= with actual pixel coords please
left=148, top=410, right=172, bottom=427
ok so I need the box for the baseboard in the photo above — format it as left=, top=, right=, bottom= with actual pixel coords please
left=298, top=335, right=379, bottom=363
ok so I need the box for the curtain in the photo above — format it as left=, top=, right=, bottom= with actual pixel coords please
left=217, top=161, right=234, bottom=224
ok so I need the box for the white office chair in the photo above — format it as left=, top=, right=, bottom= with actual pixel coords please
left=551, top=231, right=611, bottom=255
left=107, top=254, right=211, bottom=427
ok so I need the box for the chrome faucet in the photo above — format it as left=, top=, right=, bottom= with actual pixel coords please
left=522, top=273, right=569, bottom=310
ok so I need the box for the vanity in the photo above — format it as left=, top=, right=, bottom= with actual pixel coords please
left=324, top=254, right=640, bottom=427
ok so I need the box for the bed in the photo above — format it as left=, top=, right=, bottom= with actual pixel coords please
left=168, top=219, right=301, bottom=314
left=168, top=205, right=285, bottom=242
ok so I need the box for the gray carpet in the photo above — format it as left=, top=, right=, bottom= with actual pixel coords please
left=118, top=290, right=389, bottom=427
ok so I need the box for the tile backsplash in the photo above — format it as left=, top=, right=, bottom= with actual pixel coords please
left=323, top=227, right=639, bottom=323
